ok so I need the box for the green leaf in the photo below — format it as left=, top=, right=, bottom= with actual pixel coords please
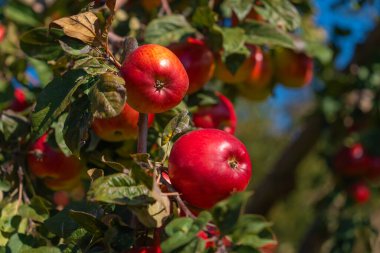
left=0, top=179, right=11, bottom=192
left=69, top=210, right=107, bottom=235
left=221, top=0, right=253, bottom=21
left=131, top=164, right=154, bottom=190
left=59, top=37, right=91, bottom=56
left=88, top=173, right=153, bottom=206
left=63, top=95, right=92, bottom=156
left=191, top=6, right=218, bottom=29
left=145, top=15, right=196, bottom=46
left=21, top=247, right=62, bottom=253
left=89, top=73, right=126, bottom=119
left=242, top=20, right=295, bottom=48
left=0, top=111, right=29, bottom=142
left=29, top=58, right=54, bottom=87
left=53, top=113, right=72, bottom=156
left=212, top=192, right=252, bottom=235
left=73, top=55, right=117, bottom=75
left=253, top=0, right=300, bottom=31
left=20, top=28, right=64, bottom=61
left=19, top=196, right=51, bottom=222
left=4, top=1, right=41, bottom=27
left=161, top=211, right=212, bottom=253
left=31, top=69, right=88, bottom=140
left=161, top=110, right=190, bottom=146
left=5, top=233, right=34, bottom=253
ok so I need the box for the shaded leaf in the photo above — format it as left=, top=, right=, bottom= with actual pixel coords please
left=0, top=111, right=29, bottom=142
left=90, top=73, right=126, bottom=119
left=161, top=110, right=190, bottom=146
left=31, top=70, right=88, bottom=140
left=59, top=37, right=91, bottom=55
left=87, top=168, right=105, bottom=181
left=4, top=1, right=41, bottom=27
left=21, top=247, right=61, bottom=253
left=50, top=12, right=101, bottom=45
left=69, top=210, right=107, bottom=235
left=221, top=0, right=253, bottom=21
left=145, top=15, right=196, bottom=46
left=191, top=6, right=218, bottom=29
left=101, top=156, right=126, bottom=172
left=74, top=55, right=118, bottom=75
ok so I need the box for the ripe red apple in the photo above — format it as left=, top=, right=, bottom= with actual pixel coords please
left=214, top=55, right=252, bottom=84
left=168, top=129, right=252, bottom=209
left=0, top=25, right=5, bottom=43
left=53, top=191, right=70, bottom=208
left=333, top=143, right=370, bottom=177
left=192, top=93, right=237, bottom=134
left=274, top=48, right=313, bottom=88
left=259, top=241, right=278, bottom=253
left=126, top=246, right=162, bottom=253
left=120, top=44, right=189, bottom=113
left=9, top=88, right=29, bottom=112
left=245, top=46, right=273, bottom=89
left=349, top=182, right=370, bottom=204
left=27, top=134, right=83, bottom=191
left=168, top=38, right=215, bottom=94
left=92, top=102, right=154, bottom=142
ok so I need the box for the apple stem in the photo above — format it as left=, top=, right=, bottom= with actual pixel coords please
left=137, top=113, right=148, bottom=153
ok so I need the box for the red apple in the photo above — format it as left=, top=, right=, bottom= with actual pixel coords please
left=120, top=44, right=189, bottom=113
left=9, top=88, right=29, bottom=112
left=245, top=46, right=273, bottom=89
left=92, top=102, right=154, bottom=142
left=366, top=156, right=380, bottom=181
left=27, top=134, right=83, bottom=191
left=168, top=129, right=252, bottom=209
left=53, top=191, right=70, bottom=208
left=333, top=143, right=370, bottom=177
left=274, top=48, right=313, bottom=88
left=0, top=25, right=5, bottom=43
left=168, top=38, right=215, bottom=94
left=349, top=182, right=370, bottom=204
left=259, top=241, right=278, bottom=253
left=192, top=93, right=237, bottom=134
left=214, top=55, right=253, bottom=84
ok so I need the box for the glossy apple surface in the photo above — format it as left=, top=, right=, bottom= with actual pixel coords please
left=245, top=46, right=273, bottom=89
left=169, top=129, right=252, bottom=209
left=92, top=102, right=154, bottom=142
left=27, top=134, right=83, bottom=191
left=192, top=93, right=237, bottom=134
left=349, top=182, right=370, bottom=204
left=333, top=143, right=370, bottom=177
left=0, top=25, right=5, bottom=43
left=168, top=38, right=215, bottom=94
left=274, top=49, right=313, bottom=88
left=120, top=44, right=189, bottom=113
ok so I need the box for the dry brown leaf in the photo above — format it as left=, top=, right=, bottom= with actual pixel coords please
left=50, top=12, right=100, bottom=45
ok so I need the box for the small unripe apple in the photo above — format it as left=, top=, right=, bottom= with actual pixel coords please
left=274, top=48, right=313, bottom=88
left=192, top=93, right=237, bottom=134
left=349, top=182, right=370, bottom=204
left=27, top=134, right=83, bottom=191
left=92, top=102, right=154, bottom=142
left=169, top=129, right=252, bottom=209
left=120, top=44, right=189, bottom=113
left=168, top=38, right=215, bottom=94
left=333, top=143, right=370, bottom=177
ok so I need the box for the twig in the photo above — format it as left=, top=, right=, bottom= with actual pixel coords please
left=137, top=113, right=149, bottom=153
left=160, top=0, right=172, bottom=15
left=16, top=166, right=24, bottom=212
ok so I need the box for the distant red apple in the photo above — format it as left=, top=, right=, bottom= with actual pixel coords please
left=53, top=191, right=70, bottom=208
left=333, top=144, right=370, bottom=177
left=214, top=55, right=253, bottom=85
left=168, top=38, right=215, bottom=94
left=349, top=182, right=370, bottom=204
left=126, top=246, right=162, bottom=253
left=245, top=46, right=273, bottom=89
left=27, top=134, right=83, bottom=191
left=192, top=93, right=237, bottom=134
left=9, top=88, right=29, bottom=112
left=169, top=129, right=252, bottom=209
left=274, top=49, right=313, bottom=88
left=92, top=102, right=154, bottom=142
left=120, top=44, right=189, bottom=113
left=0, top=25, right=5, bottom=43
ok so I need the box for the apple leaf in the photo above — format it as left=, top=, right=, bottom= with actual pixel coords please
left=20, top=28, right=64, bottom=61
left=242, top=20, right=295, bottom=49
left=161, top=211, right=212, bottom=253
left=212, top=192, right=252, bottom=235
left=63, top=95, right=92, bottom=156
left=145, top=15, right=196, bottom=46
left=221, top=0, right=253, bottom=21
left=50, top=12, right=101, bottom=45
left=89, top=73, right=126, bottom=119
left=0, top=111, right=29, bottom=142
left=69, top=211, right=108, bottom=236
left=161, top=110, right=190, bottom=146
left=253, top=0, right=300, bottom=31
left=191, top=6, right=218, bottom=29
left=87, top=173, right=154, bottom=206
left=58, top=37, right=91, bottom=56
left=74, top=55, right=118, bottom=75
left=4, top=1, right=41, bottom=27
left=53, top=113, right=72, bottom=156
left=21, top=247, right=62, bottom=253
left=31, top=70, right=88, bottom=140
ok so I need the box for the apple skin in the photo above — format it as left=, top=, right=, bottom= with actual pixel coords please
left=168, top=129, right=252, bottom=209
left=245, top=46, right=273, bottom=89
left=9, top=88, right=29, bottom=112
left=274, top=49, right=313, bottom=88
left=0, top=25, right=5, bottom=43
left=333, top=143, right=370, bottom=177
left=125, top=246, right=162, bottom=253
left=168, top=38, right=215, bottom=94
left=27, top=134, right=83, bottom=191
left=92, top=102, right=155, bottom=142
left=259, top=241, right=278, bottom=253
left=214, top=55, right=252, bottom=84
left=192, top=93, right=237, bottom=134
left=120, top=44, right=189, bottom=113
left=349, top=182, right=370, bottom=204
